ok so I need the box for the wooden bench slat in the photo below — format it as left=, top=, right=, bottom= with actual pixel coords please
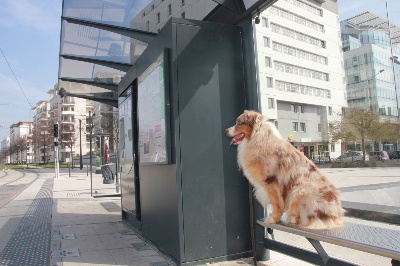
left=258, top=220, right=400, bottom=261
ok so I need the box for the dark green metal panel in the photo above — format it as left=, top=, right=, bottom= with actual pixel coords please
left=175, top=20, right=250, bottom=262
left=119, top=18, right=251, bottom=264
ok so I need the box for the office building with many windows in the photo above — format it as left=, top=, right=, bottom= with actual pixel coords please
left=255, top=0, right=346, bottom=159
left=341, top=12, right=400, bottom=122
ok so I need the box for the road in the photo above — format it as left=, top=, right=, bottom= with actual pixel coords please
left=0, top=169, right=39, bottom=209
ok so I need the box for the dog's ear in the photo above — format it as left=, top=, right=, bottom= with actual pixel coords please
left=237, top=110, right=251, bottom=125
left=251, top=112, right=264, bottom=137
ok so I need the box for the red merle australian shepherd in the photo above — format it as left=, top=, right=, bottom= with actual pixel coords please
left=226, top=110, right=345, bottom=229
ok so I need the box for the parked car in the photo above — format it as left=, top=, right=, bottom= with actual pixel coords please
left=335, top=151, right=368, bottom=162
left=368, top=150, right=389, bottom=161
left=388, top=150, right=400, bottom=159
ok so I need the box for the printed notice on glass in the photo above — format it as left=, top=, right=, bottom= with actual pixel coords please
left=138, top=53, right=168, bottom=164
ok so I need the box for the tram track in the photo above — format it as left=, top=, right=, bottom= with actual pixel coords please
left=0, top=170, right=25, bottom=186
left=0, top=170, right=40, bottom=209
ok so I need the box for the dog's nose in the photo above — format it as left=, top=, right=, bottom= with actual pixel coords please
left=225, top=128, right=229, bottom=135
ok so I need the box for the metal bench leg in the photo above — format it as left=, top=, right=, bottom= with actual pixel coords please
left=392, top=259, right=400, bottom=266
left=306, top=238, right=330, bottom=265
left=267, top=228, right=275, bottom=240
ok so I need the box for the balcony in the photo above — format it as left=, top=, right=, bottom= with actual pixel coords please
left=61, top=99, right=75, bottom=105
left=61, top=128, right=75, bottom=134
left=61, top=119, right=75, bottom=124
left=61, top=110, right=77, bottom=115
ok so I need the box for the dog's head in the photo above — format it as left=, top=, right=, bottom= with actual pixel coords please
left=225, top=110, right=264, bottom=145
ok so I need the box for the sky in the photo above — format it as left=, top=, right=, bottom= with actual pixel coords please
left=0, top=0, right=399, bottom=142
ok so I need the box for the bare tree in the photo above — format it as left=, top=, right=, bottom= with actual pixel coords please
left=0, top=144, right=10, bottom=164
left=330, top=107, right=400, bottom=160
left=60, top=123, right=77, bottom=167
left=31, top=123, right=53, bottom=164
left=14, top=137, right=27, bottom=164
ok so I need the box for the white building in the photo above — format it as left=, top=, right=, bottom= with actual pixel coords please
left=32, top=100, right=51, bottom=164
left=254, top=0, right=346, bottom=159
left=9, top=122, right=33, bottom=164
left=131, top=0, right=346, bottom=160
left=47, top=84, right=95, bottom=163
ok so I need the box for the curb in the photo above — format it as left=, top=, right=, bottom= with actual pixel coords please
left=344, top=208, right=400, bottom=226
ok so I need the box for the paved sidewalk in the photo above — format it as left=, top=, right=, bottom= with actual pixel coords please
left=50, top=168, right=173, bottom=266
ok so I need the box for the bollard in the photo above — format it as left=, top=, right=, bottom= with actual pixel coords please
left=87, top=164, right=88, bottom=176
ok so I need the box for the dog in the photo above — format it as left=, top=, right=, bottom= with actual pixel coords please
left=225, top=110, right=345, bottom=229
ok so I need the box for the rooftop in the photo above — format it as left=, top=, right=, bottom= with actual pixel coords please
left=343, top=12, right=400, bottom=44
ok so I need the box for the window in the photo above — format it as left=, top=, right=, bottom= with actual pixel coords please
left=262, top=17, right=268, bottom=27
left=354, top=76, right=359, bottom=83
left=300, top=122, right=306, bottom=132
left=299, top=105, right=304, bottom=113
left=151, top=4, right=154, bottom=9
left=181, top=12, right=185, bottom=18
left=267, top=77, right=273, bottom=88
left=268, top=98, right=275, bottom=109
left=142, top=12, right=146, bottom=18
left=330, top=144, right=335, bottom=152
left=146, top=21, right=149, bottom=31
left=265, top=56, right=271, bottom=67
left=318, top=123, right=322, bottom=133
left=274, top=120, right=278, bottom=129
left=317, top=107, right=321, bottom=115
left=156, top=12, right=160, bottom=23
left=291, top=104, right=298, bottom=113
left=181, top=0, right=185, bottom=6
left=293, top=122, right=298, bottom=132
left=168, top=4, right=172, bottom=15
left=328, top=106, right=332, bottom=115
left=263, top=36, right=270, bottom=47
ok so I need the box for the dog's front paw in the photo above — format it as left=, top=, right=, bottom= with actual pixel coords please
left=264, top=215, right=277, bottom=224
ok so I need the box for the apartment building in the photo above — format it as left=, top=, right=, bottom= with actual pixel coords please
left=32, top=100, right=52, bottom=163
left=47, top=85, right=95, bottom=163
left=29, top=83, right=117, bottom=165
left=130, top=0, right=346, bottom=160
left=9, top=122, right=33, bottom=164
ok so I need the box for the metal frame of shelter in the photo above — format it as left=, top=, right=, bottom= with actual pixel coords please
left=58, top=0, right=278, bottom=263
left=58, top=0, right=277, bottom=107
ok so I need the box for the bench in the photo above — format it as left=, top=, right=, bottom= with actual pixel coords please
left=258, top=220, right=400, bottom=266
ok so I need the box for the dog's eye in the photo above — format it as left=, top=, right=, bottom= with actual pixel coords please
left=236, top=124, right=242, bottom=128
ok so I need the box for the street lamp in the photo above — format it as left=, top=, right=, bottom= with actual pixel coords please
left=79, top=119, right=83, bottom=170
left=385, top=0, right=399, bottom=120
left=366, top=69, right=385, bottom=111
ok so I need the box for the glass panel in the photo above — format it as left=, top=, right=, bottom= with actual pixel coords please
left=63, top=0, right=150, bottom=29
left=60, top=0, right=154, bottom=100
